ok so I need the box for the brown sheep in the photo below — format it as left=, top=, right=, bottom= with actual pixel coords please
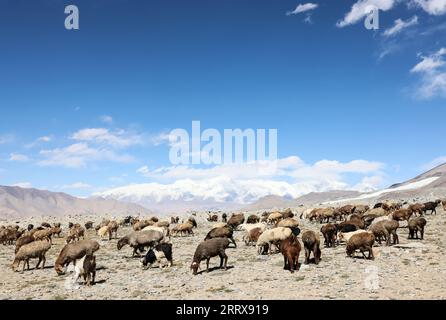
left=243, top=227, right=263, bottom=246
left=133, top=220, right=153, bottom=231
left=408, top=203, right=425, bottom=216
left=353, top=205, right=370, bottom=215
left=84, top=221, right=94, bottom=230
left=15, top=234, right=35, bottom=254
left=32, top=228, right=54, bottom=244
left=281, top=208, right=294, bottom=219
left=368, top=220, right=399, bottom=246
left=55, top=240, right=100, bottom=275
left=346, top=232, right=375, bottom=260
left=191, top=238, right=230, bottom=275
left=227, top=214, right=245, bottom=229
left=392, top=209, right=413, bottom=222
left=320, top=223, right=337, bottom=248
left=442, top=200, right=446, bottom=211
left=280, top=234, right=301, bottom=273
left=276, top=218, right=299, bottom=228
left=301, top=231, right=321, bottom=265
left=247, top=214, right=260, bottom=224
left=117, top=230, right=164, bottom=257
left=171, top=221, right=194, bottom=237
left=66, top=226, right=85, bottom=243
left=408, top=217, right=427, bottom=240
left=12, top=240, right=52, bottom=272
left=204, top=226, right=237, bottom=248
left=107, top=221, right=119, bottom=240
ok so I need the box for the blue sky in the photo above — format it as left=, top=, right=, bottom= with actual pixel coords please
left=0, top=0, right=446, bottom=202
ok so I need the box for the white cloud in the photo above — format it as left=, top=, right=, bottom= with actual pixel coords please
left=383, top=15, right=418, bottom=36
left=337, top=0, right=396, bottom=27
left=124, top=156, right=386, bottom=204
left=71, top=128, right=143, bottom=148
left=12, top=182, right=32, bottom=188
left=60, top=182, right=91, bottom=190
left=410, top=48, right=446, bottom=99
left=39, top=143, right=134, bottom=168
left=100, top=115, right=114, bottom=124
left=9, top=153, right=30, bottom=162
left=25, top=135, right=53, bottom=148
left=412, top=0, right=446, bottom=15
left=286, top=3, right=319, bottom=16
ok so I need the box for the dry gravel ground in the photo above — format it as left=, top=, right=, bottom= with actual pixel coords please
left=1, top=209, right=446, bottom=300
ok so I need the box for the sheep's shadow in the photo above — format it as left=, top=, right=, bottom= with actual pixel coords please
left=196, top=265, right=235, bottom=275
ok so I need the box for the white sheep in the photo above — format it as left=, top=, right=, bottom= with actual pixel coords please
left=338, top=229, right=369, bottom=243
left=97, top=226, right=110, bottom=240
left=142, top=226, right=170, bottom=240
left=370, top=213, right=393, bottom=226
left=256, top=227, right=292, bottom=255
left=212, top=222, right=228, bottom=229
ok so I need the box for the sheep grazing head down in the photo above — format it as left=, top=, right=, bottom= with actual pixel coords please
left=117, top=237, right=128, bottom=251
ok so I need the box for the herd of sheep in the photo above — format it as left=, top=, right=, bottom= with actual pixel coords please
left=0, top=198, right=445, bottom=287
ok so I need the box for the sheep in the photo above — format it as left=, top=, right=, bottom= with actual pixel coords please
left=207, top=214, right=219, bottom=222
left=353, top=205, right=370, bottom=215
left=442, top=200, right=446, bottom=211
left=392, top=209, right=413, bottom=222
left=66, top=226, right=85, bottom=243
left=335, top=221, right=359, bottom=234
left=31, top=228, right=54, bottom=244
left=11, top=240, right=52, bottom=272
left=276, top=218, right=299, bottom=228
left=171, top=221, right=194, bottom=237
left=15, top=234, right=35, bottom=254
left=336, top=205, right=356, bottom=220
left=73, top=254, right=96, bottom=286
left=190, top=238, right=230, bottom=275
left=317, top=208, right=336, bottom=224
left=239, top=222, right=267, bottom=233
left=204, top=226, right=237, bottom=248
left=256, top=227, right=295, bottom=255
left=142, top=225, right=170, bottom=240
left=188, top=217, right=198, bottom=228
left=97, top=226, right=111, bottom=240
left=227, top=214, right=245, bottom=229
left=408, top=203, right=425, bottom=216
left=368, top=220, right=399, bottom=246
left=280, top=234, right=301, bottom=273
left=320, top=223, right=337, bottom=248
left=370, top=213, right=393, bottom=226
left=422, top=200, right=441, bottom=215
left=149, top=216, right=159, bottom=223
left=408, top=217, right=427, bottom=240
left=117, top=230, right=164, bottom=257
left=301, top=231, right=321, bottom=265
left=346, top=232, right=375, bottom=260
left=243, top=227, right=263, bottom=246
left=107, top=221, right=119, bottom=239
left=133, top=220, right=153, bottom=231
left=55, top=240, right=100, bottom=275
left=51, top=226, right=62, bottom=238
left=141, top=243, right=173, bottom=269
left=41, top=222, right=52, bottom=228
left=281, top=208, right=294, bottom=219
left=348, top=216, right=366, bottom=229
left=222, top=213, right=228, bottom=223
left=338, top=230, right=369, bottom=243
left=95, top=219, right=111, bottom=231
left=247, top=215, right=260, bottom=224
left=364, top=207, right=387, bottom=217
left=155, top=221, right=170, bottom=228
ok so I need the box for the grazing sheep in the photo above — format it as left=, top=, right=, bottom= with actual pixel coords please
left=66, top=226, right=85, bottom=243
left=276, top=218, right=299, bottom=229
left=15, top=234, right=35, bottom=254
left=12, top=240, right=52, bottom=272
left=239, top=222, right=267, bottom=233
left=117, top=230, right=164, bottom=257
left=338, top=230, right=369, bottom=243
left=280, top=234, right=301, bottom=273
left=97, top=226, right=111, bottom=240
left=247, top=215, right=260, bottom=224
left=336, top=221, right=360, bottom=233
left=392, top=209, right=413, bottom=222
left=204, top=226, right=237, bottom=248
left=55, top=240, right=100, bottom=275
left=171, top=221, right=194, bottom=237
left=107, top=221, right=119, bottom=239
left=141, top=243, right=173, bottom=269
left=346, top=232, right=375, bottom=260
left=73, top=254, right=96, bottom=286
left=408, top=217, right=427, bottom=240
left=368, top=220, right=399, bottom=246
left=320, top=224, right=337, bottom=248
left=267, top=212, right=283, bottom=225
left=95, top=219, right=111, bottom=231
left=133, top=220, right=153, bottom=231
left=227, top=214, right=245, bottom=229
left=408, top=204, right=425, bottom=216
left=281, top=208, right=294, bottom=219
left=353, top=205, right=370, bottom=215
left=191, top=238, right=230, bottom=275
left=317, top=208, right=336, bottom=224
left=243, top=227, right=263, bottom=246
left=336, top=205, right=356, bottom=220
left=32, top=228, right=54, bottom=244
left=155, top=221, right=170, bottom=228
left=142, top=225, right=170, bottom=240
left=423, top=200, right=441, bottom=215
left=301, top=231, right=321, bottom=265
left=256, top=227, right=296, bottom=255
